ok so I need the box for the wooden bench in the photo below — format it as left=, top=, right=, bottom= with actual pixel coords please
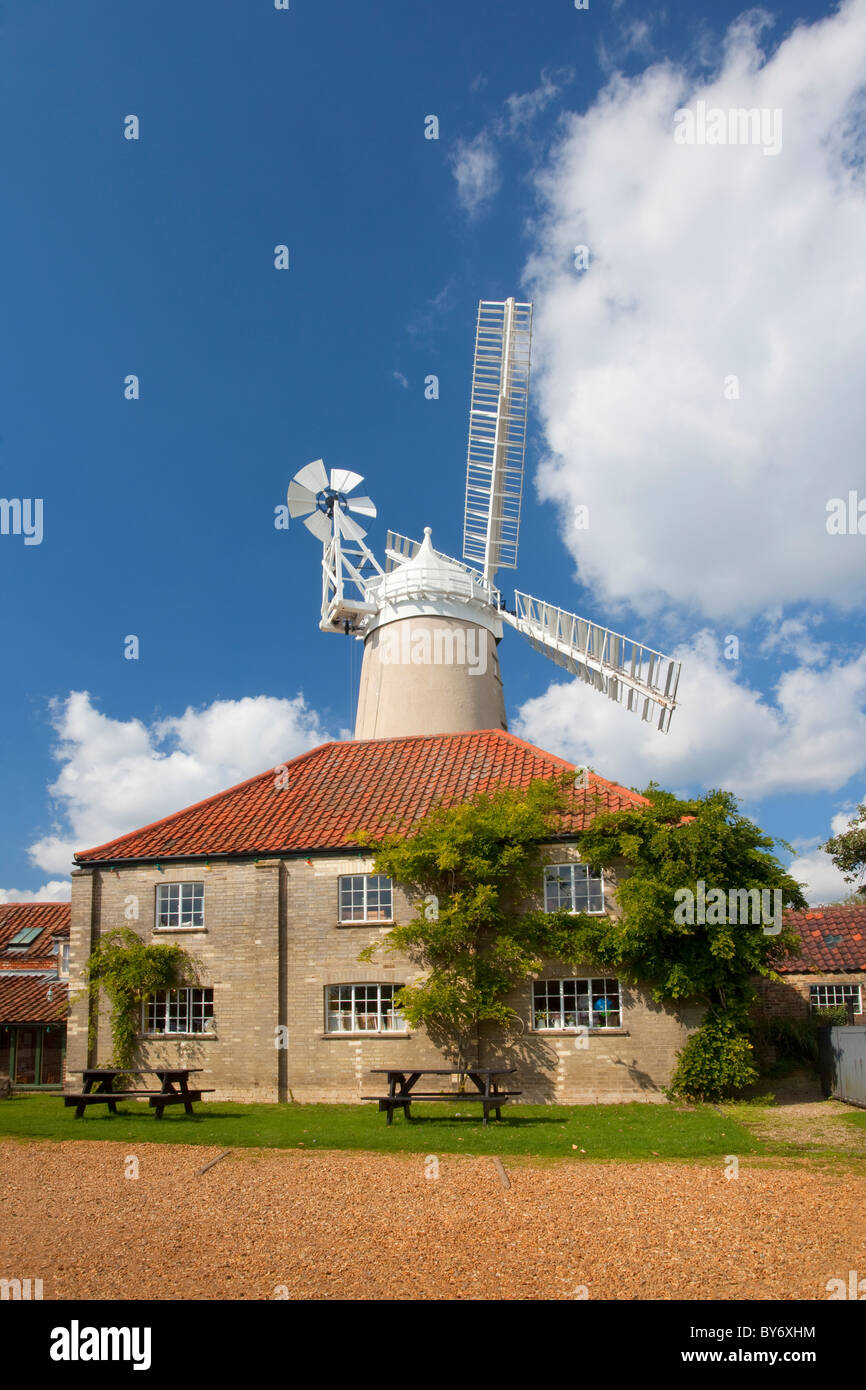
left=65, top=1067, right=214, bottom=1119
left=364, top=1068, right=521, bottom=1125
left=65, top=1090, right=162, bottom=1118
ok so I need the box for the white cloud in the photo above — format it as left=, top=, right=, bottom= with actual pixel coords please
left=789, top=803, right=865, bottom=904
left=451, top=68, right=573, bottom=217
left=0, top=880, right=71, bottom=904
left=504, top=70, right=571, bottom=135
left=524, top=0, right=866, bottom=620
left=27, top=691, right=329, bottom=873
left=512, top=632, right=866, bottom=799
left=392, top=370, right=409, bottom=389
left=451, top=132, right=501, bottom=217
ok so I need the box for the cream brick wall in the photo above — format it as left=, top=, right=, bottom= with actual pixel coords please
left=66, top=843, right=700, bottom=1104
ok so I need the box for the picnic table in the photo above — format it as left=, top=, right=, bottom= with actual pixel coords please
left=64, top=1068, right=213, bottom=1119
left=363, top=1067, right=520, bottom=1126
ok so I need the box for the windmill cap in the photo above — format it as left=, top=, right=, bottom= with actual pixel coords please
left=368, top=526, right=503, bottom=637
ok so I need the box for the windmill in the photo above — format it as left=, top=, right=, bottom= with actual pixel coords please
left=287, top=298, right=682, bottom=740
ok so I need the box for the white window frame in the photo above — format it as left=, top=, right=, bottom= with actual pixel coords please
left=155, top=881, right=205, bottom=930
left=143, top=987, right=215, bottom=1035
left=543, top=862, right=605, bottom=915
left=325, top=984, right=407, bottom=1034
left=809, top=983, right=862, bottom=1013
left=532, top=978, right=622, bottom=1031
left=337, top=874, right=394, bottom=923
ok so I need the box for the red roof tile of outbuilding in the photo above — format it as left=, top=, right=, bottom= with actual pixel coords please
left=75, top=730, right=649, bottom=865
left=777, top=906, right=866, bottom=973
left=0, top=974, right=67, bottom=1024
left=0, top=903, right=70, bottom=963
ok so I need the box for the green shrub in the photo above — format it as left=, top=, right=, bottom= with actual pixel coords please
left=671, top=1017, right=758, bottom=1102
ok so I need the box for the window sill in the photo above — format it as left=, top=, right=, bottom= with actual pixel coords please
left=533, top=1028, right=630, bottom=1036
left=321, top=1032, right=410, bottom=1040
left=141, top=1033, right=218, bottom=1040
left=336, top=921, right=395, bottom=928
left=153, top=927, right=208, bottom=935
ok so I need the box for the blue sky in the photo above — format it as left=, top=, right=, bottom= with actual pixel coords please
left=2, top=0, right=865, bottom=902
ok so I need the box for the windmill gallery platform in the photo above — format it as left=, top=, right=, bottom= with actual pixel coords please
left=66, top=729, right=703, bottom=1104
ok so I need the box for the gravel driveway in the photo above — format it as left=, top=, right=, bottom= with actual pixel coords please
left=2, top=1140, right=864, bottom=1301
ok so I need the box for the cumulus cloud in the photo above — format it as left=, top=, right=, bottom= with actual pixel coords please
left=788, top=803, right=865, bottom=904
left=524, top=0, right=866, bottom=620
left=27, top=691, right=329, bottom=874
left=512, top=632, right=866, bottom=799
left=0, top=880, right=71, bottom=904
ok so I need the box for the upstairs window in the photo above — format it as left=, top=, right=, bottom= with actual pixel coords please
left=155, top=882, right=204, bottom=930
left=338, top=875, right=393, bottom=923
left=544, top=863, right=605, bottom=915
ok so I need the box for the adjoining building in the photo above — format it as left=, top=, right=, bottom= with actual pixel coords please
left=0, top=902, right=69, bottom=1089
left=67, top=730, right=704, bottom=1105
left=761, top=906, right=866, bottom=1024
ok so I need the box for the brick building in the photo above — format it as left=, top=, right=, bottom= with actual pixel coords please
left=66, top=730, right=704, bottom=1105
left=0, top=902, right=69, bottom=1089
left=759, top=906, right=866, bottom=1024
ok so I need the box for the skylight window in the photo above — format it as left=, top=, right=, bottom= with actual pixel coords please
left=8, top=927, right=41, bottom=947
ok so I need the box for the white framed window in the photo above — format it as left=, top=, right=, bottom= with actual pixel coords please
left=155, top=882, right=204, bottom=930
left=144, top=988, right=214, bottom=1035
left=532, top=978, right=622, bottom=1030
left=338, top=874, right=393, bottom=923
left=544, top=863, right=605, bottom=914
left=59, top=942, right=69, bottom=975
left=810, top=983, right=861, bottom=1012
left=325, top=984, right=407, bottom=1033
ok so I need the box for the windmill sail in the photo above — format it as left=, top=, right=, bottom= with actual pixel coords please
left=504, top=592, right=682, bottom=733
left=462, top=298, right=533, bottom=584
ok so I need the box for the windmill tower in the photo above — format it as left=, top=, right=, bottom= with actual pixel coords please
left=287, top=298, right=682, bottom=740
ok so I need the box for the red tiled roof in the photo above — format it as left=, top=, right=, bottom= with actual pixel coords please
left=776, top=906, right=866, bottom=973
left=75, top=731, right=650, bottom=864
left=0, top=903, right=70, bottom=964
left=0, top=974, right=67, bottom=1024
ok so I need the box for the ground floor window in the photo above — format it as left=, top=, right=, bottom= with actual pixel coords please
left=326, top=984, right=407, bottom=1033
left=143, top=988, right=214, bottom=1035
left=0, top=1024, right=65, bottom=1085
left=532, top=978, right=622, bottom=1030
left=810, top=983, right=862, bottom=1013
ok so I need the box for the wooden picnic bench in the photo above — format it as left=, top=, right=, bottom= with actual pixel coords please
left=65, top=1067, right=214, bottom=1119
left=363, top=1067, right=520, bottom=1126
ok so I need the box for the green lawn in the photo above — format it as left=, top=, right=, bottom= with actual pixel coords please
left=0, top=1092, right=766, bottom=1161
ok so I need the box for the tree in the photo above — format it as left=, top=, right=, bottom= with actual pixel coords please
left=358, top=779, right=808, bottom=1100
left=82, top=927, right=200, bottom=1069
left=571, top=786, right=808, bottom=1098
left=357, top=778, right=592, bottom=1068
left=823, top=803, right=866, bottom=894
